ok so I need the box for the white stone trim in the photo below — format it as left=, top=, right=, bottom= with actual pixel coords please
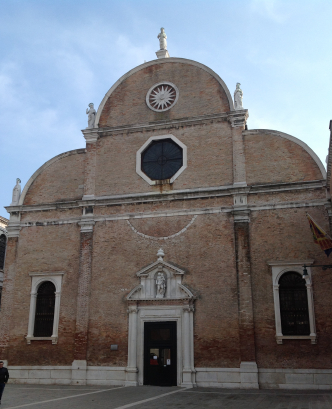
left=244, top=129, right=326, bottom=179
left=6, top=364, right=332, bottom=389
left=136, top=134, right=187, bottom=185
left=26, top=272, right=64, bottom=345
left=145, top=82, right=179, bottom=112
left=18, top=149, right=86, bottom=206
left=126, top=304, right=196, bottom=387
left=126, top=215, right=197, bottom=240
left=267, top=260, right=316, bottom=344
left=95, top=57, right=234, bottom=128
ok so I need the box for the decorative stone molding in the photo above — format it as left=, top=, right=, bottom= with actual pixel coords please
left=6, top=212, right=21, bottom=238
left=136, top=134, right=187, bottom=185
left=233, top=209, right=250, bottom=223
left=267, top=260, right=316, bottom=344
left=227, top=110, right=249, bottom=128
left=127, top=249, right=195, bottom=301
left=81, top=129, right=99, bottom=143
left=126, top=215, right=197, bottom=241
left=233, top=194, right=248, bottom=207
left=26, top=272, right=64, bottom=345
left=78, top=218, right=95, bottom=233
left=146, top=82, right=179, bottom=112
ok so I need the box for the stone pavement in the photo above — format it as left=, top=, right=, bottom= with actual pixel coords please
left=1, top=385, right=332, bottom=409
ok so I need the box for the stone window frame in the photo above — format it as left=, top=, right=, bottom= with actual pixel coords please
left=26, top=272, right=64, bottom=345
left=267, top=260, right=316, bottom=344
left=136, top=134, right=187, bottom=186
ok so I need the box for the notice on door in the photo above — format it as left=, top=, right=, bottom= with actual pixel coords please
left=167, top=359, right=171, bottom=365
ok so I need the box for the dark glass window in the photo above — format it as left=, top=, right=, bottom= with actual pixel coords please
left=141, top=139, right=183, bottom=180
left=279, top=272, right=310, bottom=336
left=0, top=234, right=6, bottom=270
left=34, top=281, right=56, bottom=337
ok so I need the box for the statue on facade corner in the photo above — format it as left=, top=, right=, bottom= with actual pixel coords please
left=158, top=28, right=167, bottom=50
left=11, top=178, right=21, bottom=205
left=156, top=272, right=166, bottom=298
left=234, top=83, right=243, bottom=110
left=86, top=103, right=96, bottom=128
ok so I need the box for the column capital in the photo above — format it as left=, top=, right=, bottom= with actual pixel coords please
left=227, top=110, right=249, bottom=128
left=127, top=306, right=138, bottom=314
left=78, top=219, right=95, bottom=233
left=233, top=209, right=250, bottom=223
left=81, top=129, right=99, bottom=143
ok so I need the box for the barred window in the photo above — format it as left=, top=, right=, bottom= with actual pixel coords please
left=0, top=234, right=6, bottom=270
left=279, top=272, right=310, bottom=336
left=33, top=281, right=56, bottom=337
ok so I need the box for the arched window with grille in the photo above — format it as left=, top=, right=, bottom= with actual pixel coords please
left=33, top=281, right=56, bottom=337
left=279, top=271, right=310, bottom=336
left=269, top=261, right=316, bottom=344
left=0, top=234, right=6, bottom=270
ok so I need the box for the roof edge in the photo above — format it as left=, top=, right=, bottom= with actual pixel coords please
left=94, top=57, right=235, bottom=127
left=243, top=129, right=326, bottom=179
left=19, top=149, right=86, bottom=206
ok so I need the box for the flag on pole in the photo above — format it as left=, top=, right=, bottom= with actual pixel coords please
left=306, top=213, right=332, bottom=257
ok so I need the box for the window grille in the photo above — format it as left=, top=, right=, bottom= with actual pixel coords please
left=141, top=139, right=183, bottom=180
left=0, top=234, right=6, bottom=270
left=33, top=281, right=56, bottom=337
left=279, top=272, right=310, bottom=336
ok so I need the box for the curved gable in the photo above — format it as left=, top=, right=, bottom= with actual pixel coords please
left=21, top=149, right=86, bottom=205
left=97, top=58, right=234, bottom=128
left=244, top=129, right=326, bottom=185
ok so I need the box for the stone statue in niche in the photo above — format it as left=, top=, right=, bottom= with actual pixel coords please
left=86, top=103, right=96, bottom=128
left=11, top=178, right=21, bottom=205
left=156, top=272, right=166, bottom=298
left=234, top=83, right=243, bottom=110
left=158, top=28, right=167, bottom=50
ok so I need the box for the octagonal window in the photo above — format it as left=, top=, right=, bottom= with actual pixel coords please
left=141, top=139, right=183, bottom=181
left=136, top=134, right=187, bottom=185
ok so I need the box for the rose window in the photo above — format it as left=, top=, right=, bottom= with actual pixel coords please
left=146, top=82, right=179, bottom=112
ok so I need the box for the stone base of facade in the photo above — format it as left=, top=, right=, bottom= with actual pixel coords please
left=6, top=365, right=332, bottom=389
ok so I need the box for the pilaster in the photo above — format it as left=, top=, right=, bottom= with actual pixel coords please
left=228, top=110, right=249, bottom=187
left=72, top=213, right=95, bottom=384
left=232, top=205, right=257, bottom=386
left=0, top=231, right=19, bottom=358
left=81, top=129, right=98, bottom=200
left=125, top=305, right=138, bottom=386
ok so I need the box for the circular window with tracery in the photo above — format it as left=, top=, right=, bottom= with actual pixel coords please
left=146, top=82, right=179, bottom=112
left=141, top=138, right=183, bottom=181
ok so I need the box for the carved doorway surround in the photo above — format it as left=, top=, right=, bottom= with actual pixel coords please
left=125, top=249, right=196, bottom=387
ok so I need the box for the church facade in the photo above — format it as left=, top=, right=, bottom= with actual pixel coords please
left=1, top=35, right=332, bottom=389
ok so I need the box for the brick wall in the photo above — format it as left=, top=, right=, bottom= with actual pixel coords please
left=99, top=62, right=230, bottom=128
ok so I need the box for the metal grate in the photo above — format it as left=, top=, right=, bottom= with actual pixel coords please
left=141, top=139, right=183, bottom=180
left=279, top=272, right=310, bottom=336
left=34, top=281, right=56, bottom=337
left=0, top=234, right=6, bottom=270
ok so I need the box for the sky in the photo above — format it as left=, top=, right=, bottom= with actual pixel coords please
left=1, top=0, right=332, bottom=215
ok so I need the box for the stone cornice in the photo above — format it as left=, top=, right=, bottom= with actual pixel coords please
left=5, top=180, right=326, bottom=214
left=81, top=111, right=248, bottom=139
left=13, top=199, right=329, bottom=229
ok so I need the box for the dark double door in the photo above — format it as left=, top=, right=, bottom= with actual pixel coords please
left=144, top=321, right=177, bottom=386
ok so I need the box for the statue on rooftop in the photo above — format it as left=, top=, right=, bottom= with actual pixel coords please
left=11, top=178, right=21, bottom=205
left=234, top=83, right=243, bottom=110
left=86, top=103, right=96, bottom=128
left=158, top=28, right=167, bottom=50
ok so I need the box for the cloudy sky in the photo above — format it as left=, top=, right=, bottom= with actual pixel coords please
left=1, top=0, right=331, bottom=215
